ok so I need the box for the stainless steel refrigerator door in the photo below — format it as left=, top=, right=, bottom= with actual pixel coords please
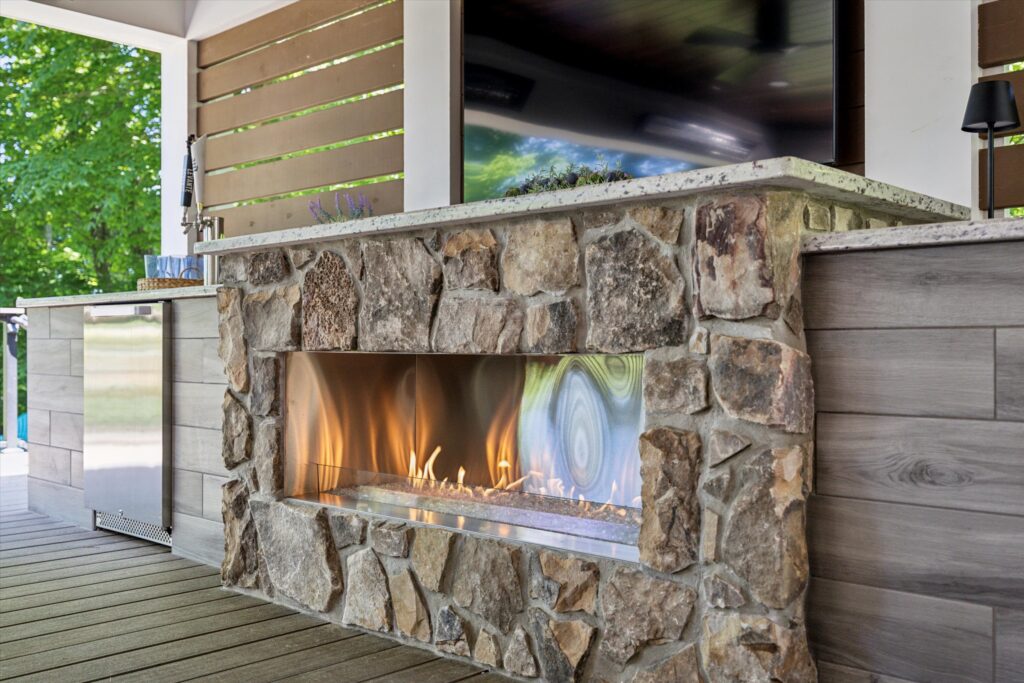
left=83, top=303, right=170, bottom=527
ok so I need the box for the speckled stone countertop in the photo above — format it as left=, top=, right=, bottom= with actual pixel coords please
left=801, top=217, right=1024, bottom=254
left=195, top=157, right=969, bottom=256
left=17, top=284, right=219, bottom=309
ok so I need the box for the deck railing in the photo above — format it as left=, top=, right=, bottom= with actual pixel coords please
left=0, top=308, right=27, bottom=452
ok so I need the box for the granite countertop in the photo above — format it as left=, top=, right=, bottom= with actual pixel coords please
left=17, top=284, right=219, bottom=309
left=801, top=217, right=1024, bottom=254
left=195, top=157, right=970, bottom=256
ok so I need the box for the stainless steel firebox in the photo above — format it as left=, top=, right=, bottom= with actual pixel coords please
left=285, top=351, right=645, bottom=560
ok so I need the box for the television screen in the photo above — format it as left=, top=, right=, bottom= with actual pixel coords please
left=463, top=0, right=835, bottom=202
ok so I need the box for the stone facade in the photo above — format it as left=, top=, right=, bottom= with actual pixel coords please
left=214, top=190, right=845, bottom=681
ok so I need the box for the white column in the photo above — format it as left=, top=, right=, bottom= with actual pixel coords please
left=864, top=0, right=976, bottom=207
left=160, top=38, right=193, bottom=255
left=403, top=0, right=462, bottom=210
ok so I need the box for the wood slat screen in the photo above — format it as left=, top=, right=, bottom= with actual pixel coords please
left=978, top=0, right=1024, bottom=68
left=196, top=0, right=404, bottom=237
left=976, top=0, right=1024, bottom=210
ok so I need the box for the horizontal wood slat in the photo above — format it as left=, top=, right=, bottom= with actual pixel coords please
left=214, top=179, right=404, bottom=237
left=807, top=578, right=993, bottom=683
left=808, top=495, right=1024, bottom=608
left=803, top=241, right=1024, bottom=329
left=979, top=70, right=1024, bottom=139
left=198, top=0, right=402, bottom=101
left=978, top=0, right=1024, bottom=68
left=198, top=45, right=402, bottom=136
left=807, top=328, right=995, bottom=418
left=206, top=135, right=402, bottom=207
left=816, top=661, right=918, bottom=683
left=996, top=608, right=1024, bottom=681
left=979, top=143, right=1024, bottom=211
left=197, top=0, right=379, bottom=68
left=205, top=90, right=403, bottom=171
left=816, top=413, right=1024, bottom=516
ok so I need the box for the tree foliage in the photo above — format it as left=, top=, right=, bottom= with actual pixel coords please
left=0, top=19, right=160, bottom=419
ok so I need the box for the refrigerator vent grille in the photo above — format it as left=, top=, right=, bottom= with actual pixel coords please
left=96, top=511, right=172, bottom=546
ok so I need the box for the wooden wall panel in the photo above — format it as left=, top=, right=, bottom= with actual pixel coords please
left=995, top=328, right=1024, bottom=420
left=817, top=662, right=918, bottom=683
left=197, top=0, right=376, bottom=67
left=213, top=180, right=404, bottom=237
left=197, top=46, right=403, bottom=136
left=808, top=579, right=993, bottom=683
left=995, top=608, right=1024, bottom=682
left=979, top=143, right=1024, bottom=211
left=803, top=241, right=1024, bottom=328
left=978, top=0, right=1024, bottom=68
left=808, top=495, right=1024, bottom=608
left=816, top=413, right=1024, bottom=516
left=807, top=328, right=994, bottom=418
left=205, top=90, right=403, bottom=171
left=205, top=136, right=401, bottom=206
left=198, top=1, right=403, bottom=101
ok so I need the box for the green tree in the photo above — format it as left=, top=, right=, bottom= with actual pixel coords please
left=0, top=19, right=160, bottom=422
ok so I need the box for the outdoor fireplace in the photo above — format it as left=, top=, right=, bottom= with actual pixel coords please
left=285, top=352, right=644, bottom=558
left=204, top=166, right=926, bottom=681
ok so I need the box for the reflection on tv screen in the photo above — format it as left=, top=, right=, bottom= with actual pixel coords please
left=464, top=0, right=835, bottom=201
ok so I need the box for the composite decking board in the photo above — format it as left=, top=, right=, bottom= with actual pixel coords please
left=280, top=645, right=439, bottom=682
left=0, top=540, right=157, bottom=573
left=995, top=607, right=1024, bottom=682
left=0, top=547, right=172, bottom=587
left=362, top=657, right=486, bottom=683
left=16, top=613, right=323, bottom=683
left=808, top=578, right=993, bottom=683
left=815, top=413, right=1024, bottom=516
left=0, top=586, right=236, bottom=643
left=205, top=634, right=400, bottom=683
left=110, top=622, right=358, bottom=682
left=0, top=521, right=74, bottom=536
left=0, top=574, right=223, bottom=628
left=808, top=495, right=1024, bottom=609
left=0, top=529, right=112, bottom=551
left=996, top=327, right=1024, bottom=421
left=0, top=603, right=296, bottom=680
left=0, top=525, right=84, bottom=542
left=0, top=595, right=260, bottom=660
left=0, top=557, right=198, bottom=602
left=0, top=535, right=144, bottom=564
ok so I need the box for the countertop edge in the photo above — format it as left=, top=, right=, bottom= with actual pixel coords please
left=801, top=217, right=1024, bottom=254
left=196, top=157, right=969, bottom=256
left=17, top=285, right=220, bottom=309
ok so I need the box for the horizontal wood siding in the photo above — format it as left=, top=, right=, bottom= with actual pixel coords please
left=196, top=0, right=404, bottom=238
left=804, top=240, right=1023, bottom=682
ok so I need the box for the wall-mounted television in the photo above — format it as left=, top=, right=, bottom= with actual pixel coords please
left=463, top=0, right=835, bottom=202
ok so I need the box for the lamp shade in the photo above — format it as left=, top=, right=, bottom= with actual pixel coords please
left=962, top=80, right=1020, bottom=132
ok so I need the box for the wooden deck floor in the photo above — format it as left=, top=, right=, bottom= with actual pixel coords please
left=0, top=464, right=511, bottom=683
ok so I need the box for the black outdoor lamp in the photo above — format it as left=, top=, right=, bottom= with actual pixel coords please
left=962, top=80, right=1021, bottom=218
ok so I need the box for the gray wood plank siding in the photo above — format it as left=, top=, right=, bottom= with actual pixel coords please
left=804, top=239, right=1024, bottom=683
left=24, top=297, right=226, bottom=566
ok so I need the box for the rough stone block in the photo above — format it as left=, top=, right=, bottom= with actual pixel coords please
left=220, top=480, right=258, bottom=589
left=700, top=612, right=816, bottom=682
left=435, top=605, right=470, bottom=657
left=247, top=249, right=290, bottom=285
left=217, top=288, right=248, bottom=393
left=536, top=551, right=599, bottom=615
left=531, top=608, right=596, bottom=682
left=504, top=625, right=539, bottom=677
left=359, top=238, right=441, bottom=351
left=628, top=205, right=684, bottom=244
left=522, top=299, right=578, bottom=353
left=249, top=355, right=279, bottom=417
left=502, top=217, right=580, bottom=295
left=643, top=351, right=708, bottom=415
left=639, top=427, right=702, bottom=573
left=251, top=501, right=343, bottom=612
left=433, top=296, right=523, bottom=353
left=222, top=391, right=251, bottom=469
left=342, top=548, right=391, bottom=631
left=242, top=285, right=301, bottom=350
left=441, top=228, right=499, bottom=291
left=452, top=536, right=523, bottom=633
left=302, top=251, right=358, bottom=351
left=600, top=566, right=696, bottom=665
left=630, top=645, right=700, bottom=683
left=412, top=526, right=454, bottom=592
left=389, top=568, right=431, bottom=642
left=327, top=511, right=366, bottom=548
left=370, top=520, right=410, bottom=557
left=585, top=228, right=687, bottom=352
left=252, top=419, right=282, bottom=495
left=709, top=335, right=814, bottom=434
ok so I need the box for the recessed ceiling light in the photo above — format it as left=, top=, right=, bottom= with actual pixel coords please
left=769, top=80, right=790, bottom=89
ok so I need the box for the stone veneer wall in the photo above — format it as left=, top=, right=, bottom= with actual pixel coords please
left=213, top=192, right=907, bottom=682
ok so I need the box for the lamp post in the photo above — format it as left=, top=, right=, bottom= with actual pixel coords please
left=962, top=80, right=1021, bottom=219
